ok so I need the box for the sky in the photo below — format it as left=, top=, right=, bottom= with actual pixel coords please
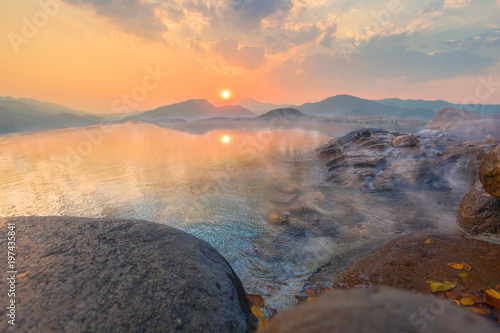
left=1, top=0, right=499, bottom=113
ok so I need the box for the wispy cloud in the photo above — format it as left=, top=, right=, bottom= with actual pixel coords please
left=443, top=0, right=471, bottom=9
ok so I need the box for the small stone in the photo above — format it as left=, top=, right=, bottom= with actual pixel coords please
left=392, top=134, right=419, bottom=147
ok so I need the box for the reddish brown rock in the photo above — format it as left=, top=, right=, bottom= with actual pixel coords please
left=332, top=232, right=500, bottom=294
left=393, top=134, right=419, bottom=147
left=480, top=145, right=500, bottom=197
left=260, top=287, right=499, bottom=333
left=457, top=182, right=500, bottom=234
left=466, top=146, right=495, bottom=187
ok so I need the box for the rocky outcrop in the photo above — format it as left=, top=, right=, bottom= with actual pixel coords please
left=0, top=217, right=257, bottom=332
left=260, top=287, right=499, bottom=333
left=457, top=182, right=500, bottom=234
left=426, top=107, right=500, bottom=138
left=318, top=128, right=482, bottom=192
left=330, top=232, right=500, bottom=292
left=480, top=145, right=500, bottom=197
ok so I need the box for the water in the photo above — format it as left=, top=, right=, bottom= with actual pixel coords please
left=0, top=121, right=461, bottom=310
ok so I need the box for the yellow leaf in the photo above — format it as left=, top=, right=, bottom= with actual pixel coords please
left=486, top=289, right=500, bottom=300
left=306, top=297, right=314, bottom=301
left=425, top=239, right=434, bottom=244
left=444, top=281, right=457, bottom=288
left=448, top=263, right=464, bottom=270
left=251, top=306, right=263, bottom=319
left=257, top=319, right=268, bottom=330
left=470, top=308, right=490, bottom=315
left=454, top=300, right=461, bottom=306
left=459, top=271, right=470, bottom=278
left=460, top=298, right=474, bottom=306
left=426, top=280, right=438, bottom=284
left=461, top=263, right=472, bottom=271
left=430, top=282, right=452, bottom=292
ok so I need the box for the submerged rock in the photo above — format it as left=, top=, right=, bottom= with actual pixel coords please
left=457, top=181, right=500, bottom=234
left=0, top=217, right=257, bottom=332
left=260, top=287, right=499, bottom=333
left=480, top=145, right=500, bottom=198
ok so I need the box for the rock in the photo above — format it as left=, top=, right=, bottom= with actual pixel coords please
left=332, top=232, right=500, bottom=294
left=480, top=145, right=500, bottom=197
left=260, top=287, right=499, bottom=333
left=426, top=107, right=500, bottom=138
left=319, top=128, right=476, bottom=192
left=0, top=217, right=257, bottom=332
left=393, top=134, right=419, bottom=147
left=466, top=146, right=495, bottom=187
left=457, top=182, right=500, bottom=234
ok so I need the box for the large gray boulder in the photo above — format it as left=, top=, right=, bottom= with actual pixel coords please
left=0, top=217, right=256, bottom=332
left=260, top=287, right=499, bottom=333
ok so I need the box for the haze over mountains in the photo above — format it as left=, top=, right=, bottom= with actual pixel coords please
left=2, top=94, right=500, bottom=135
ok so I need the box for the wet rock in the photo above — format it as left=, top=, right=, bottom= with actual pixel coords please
left=260, top=287, right=499, bottom=333
left=393, top=134, right=419, bottom=147
left=457, top=182, right=500, bottom=234
left=320, top=128, right=475, bottom=192
left=332, top=232, right=500, bottom=295
left=0, top=216, right=257, bottom=332
left=480, top=145, right=500, bottom=197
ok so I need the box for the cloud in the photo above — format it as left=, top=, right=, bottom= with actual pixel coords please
left=62, top=0, right=168, bottom=42
left=212, top=38, right=266, bottom=69
left=222, top=0, right=293, bottom=31
left=271, top=34, right=495, bottom=89
left=443, top=0, right=471, bottom=9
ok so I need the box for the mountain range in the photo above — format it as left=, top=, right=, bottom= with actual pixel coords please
left=2, top=95, right=500, bottom=134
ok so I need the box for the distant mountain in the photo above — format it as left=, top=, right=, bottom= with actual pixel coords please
left=298, top=94, right=436, bottom=120
left=129, top=99, right=255, bottom=122
left=378, top=98, right=500, bottom=115
left=257, top=107, right=310, bottom=120
left=217, top=98, right=292, bottom=114
left=0, top=106, right=103, bottom=134
left=0, top=96, right=88, bottom=116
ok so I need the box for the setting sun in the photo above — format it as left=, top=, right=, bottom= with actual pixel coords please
left=221, top=135, right=231, bottom=143
left=221, top=90, right=231, bottom=99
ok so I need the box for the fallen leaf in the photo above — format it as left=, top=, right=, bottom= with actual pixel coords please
left=445, top=291, right=460, bottom=300
left=305, top=289, right=315, bottom=297
left=430, top=282, right=452, bottom=293
left=425, top=239, right=434, bottom=244
left=485, top=300, right=500, bottom=309
left=454, top=300, right=461, bottom=306
left=426, top=280, right=438, bottom=284
left=257, top=319, right=268, bottom=330
left=459, top=271, right=470, bottom=279
left=461, top=263, right=472, bottom=271
left=460, top=298, right=474, bottom=306
left=251, top=306, right=263, bottom=319
left=448, top=263, right=464, bottom=270
left=323, top=287, right=331, bottom=292
left=459, top=293, right=486, bottom=304
left=444, top=281, right=457, bottom=288
left=267, top=286, right=275, bottom=296
left=247, top=295, right=265, bottom=308
left=486, top=289, right=500, bottom=300
left=470, top=307, right=490, bottom=315
left=306, top=297, right=314, bottom=301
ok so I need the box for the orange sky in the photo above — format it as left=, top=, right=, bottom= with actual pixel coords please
left=1, top=0, right=499, bottom=113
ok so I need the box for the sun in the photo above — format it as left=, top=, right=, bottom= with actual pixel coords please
left=221, top=135, right=231, bottom=143
left=221, top=90, right=230, bottom=99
